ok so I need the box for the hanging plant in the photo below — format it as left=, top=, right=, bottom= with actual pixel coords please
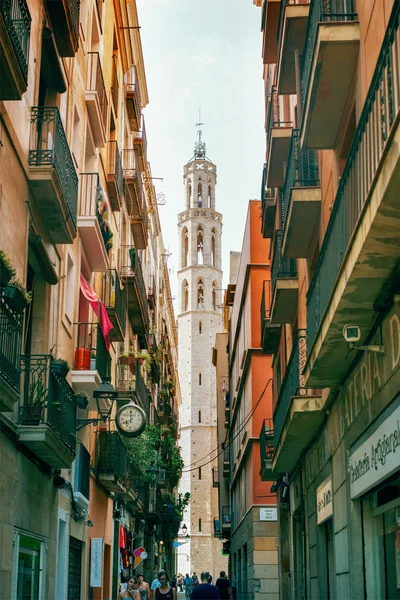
left=3, top=279, right=32, bottom=312
left=0, top=250, right=16, bottom=288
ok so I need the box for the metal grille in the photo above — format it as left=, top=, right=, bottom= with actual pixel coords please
left=0, top=0, right=31, bottom=80
left=0, top=291, right=23, bottom=391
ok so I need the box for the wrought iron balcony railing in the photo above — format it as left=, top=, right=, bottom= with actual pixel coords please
left=103, top=268, right=126, bottom=336
left=307, top=4, right=400, bottom=351
left=266, top=85, right=293, bottom=152
left=107, top=140, right=123, bottom=203
left=134, top=114, right=147, bottom=158
left=261, top=279, right=272, bottom=323
left=300, top=0, right=358, bottom=108
left=86, top=52, right=108, bottom=130
left=271, top=230, right=297, bottom=295
left=222, top=505, right=231, bottom=525
left=79, top=173, right=113, bottom=253
left=212, top=467, right=219, bottom=488
left=111, top=54, right=119, bottom=116
left=260, top=418, right=274, bottom=464
left=19, top=354, right=76, bottom=452
left=73, top=322, right=111, bottom=381
left=135, top=362, right=151, bottom=419
left=126, top=454, right=140, bottom=493
left=0, top=0, right=31, bottom=81
left=282, top=129, right=319, bottom=221
left=0, top=290, right=23, bottom=392
left=97, top=431, right=126, bottom=481
left=223, top=447, right=230, bottom=463
left=120, top=246, right=150, bottom=332
left=29, top=107, right=78, bottom=227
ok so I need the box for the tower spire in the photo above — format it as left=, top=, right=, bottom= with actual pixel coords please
left=194, top=109, right=206, bottom=159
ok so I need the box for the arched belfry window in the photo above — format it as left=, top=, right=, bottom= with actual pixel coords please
left=197, top=181, right=203, bottom=207
left=197, top=226, right=203, bottom=265
left=182, top=280, right=189, bottom=312
left=208, top=183, right=212, bottom=204
left=197, top=279, right=204, bottom=309
left=212, top=281, right=217, bottom=311
left=187, top=179, right=192, bottom=206
left=181, top=227, right=189, bottom=268
left=211, top=228, right=216, bottom=267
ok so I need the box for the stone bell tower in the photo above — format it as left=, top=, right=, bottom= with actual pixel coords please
left=177, top=119, right=226, bottom=576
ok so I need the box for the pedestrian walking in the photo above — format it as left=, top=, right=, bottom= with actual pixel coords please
left=215, top=571, right=231, bottom=600
left=154, top=571, right=176, bottom=600
left=191, top=572, right=220, bottom=599
left=151, top=571, right=164, bottom=600
left=231, top=575, right=236, bottom=600
left=192, top=572, right=199, bottom=587
left=207, top=574, right=212, bottom=584
left=119, top=576, right=140, bottom=600
left=170, top=575, right=177, bottom=589
left=178, top=574, right=183, bottom=592
left=183, top=573, right=193, bottom=599
left=136, top=573, right=150, bottom=600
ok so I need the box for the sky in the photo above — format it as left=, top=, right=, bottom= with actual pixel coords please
left=136, top=0, right=265, bottom=298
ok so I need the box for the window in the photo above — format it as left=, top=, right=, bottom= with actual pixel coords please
left=199, top=321, right=202, bottom=334
left=199, top=373, right=201, bottom=386
left=199, top=519, right=202, bottom=532
left=64, top=256, right=75, bottom=323
left=12, top=530, right=47, bottom=599
left=198, top=467, right=202, bottom=480
left=198, top=410, right=201, bottom=423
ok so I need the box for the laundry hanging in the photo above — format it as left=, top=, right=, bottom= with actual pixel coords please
left=79, top=274, right=114, bottom=350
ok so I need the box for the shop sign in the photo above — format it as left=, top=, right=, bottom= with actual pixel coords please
left=348, top=400, right=400, bottom=499
left=90, top=538, right=103, bottom=587
left=316, top=476, right=333, bottom=524
left=260, top=507, right=277, bottom=521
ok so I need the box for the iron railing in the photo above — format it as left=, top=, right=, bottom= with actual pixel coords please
left=260, top=418, right=274, bottom=464
left=107, top=140, right=123, bottom=202
left=307, top=3, right=400, bottom=350
left=223, top=447, right=230, bottom=463
left=120, top=246, right=150, bottom=331
left=125, top=66, right=142, bottom=116
left=214, top=517, right=222, bottom=538
left=19, top=355, right=76, bottom=452
left=126, top=454, right=140, bottom=492
left=135, top=362, right=151, bottom=419
left=97, top=431, right=126, bottom=481
left=73, top=443, right=91, bottom=501
left=86, top=52, right=108, bottom=131
left=111, top=54, right=119, bottom=116
left=271, top=230, right=297, bottom=296
left=103, top=269, right=126, bottom=335
left=134, top=114, right=147, bottom=158
left=0, top=291, right=23, bottom=391
left=300, top=0, right=358, bottom=108
left=266, top=85, right=293, bottom=153
left=29, top=107, right=78, bottom=227
left=73, top=322, right=111, bottom=381
left=0, top=0, right=31, bottom=81
left=222, top=506, right=231, bottom=525
left=261, top=280, right=272, bottom=323
left=273, top=329, right=308, bottom=446
left=212, top=467, right=219, bottom=488
left=282, top=129, right=319, bottom=223
left=67, top=0, right=80, bottom=49
left=79, top=173, right=112, bottom=253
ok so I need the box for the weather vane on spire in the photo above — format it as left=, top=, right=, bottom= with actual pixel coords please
left=194, top=108, right=206, bottom=159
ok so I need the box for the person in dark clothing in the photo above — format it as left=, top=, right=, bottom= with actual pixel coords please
left=191, top=572, right=220, bottom=600
left=215, top=571, right=231, bottom=600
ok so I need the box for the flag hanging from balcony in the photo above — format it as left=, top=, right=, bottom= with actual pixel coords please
left=79, top=274, right=114, bottom=350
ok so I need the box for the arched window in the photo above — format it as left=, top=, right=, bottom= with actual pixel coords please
left=187, top=179, right=192, bottom=206
left=211, top=229, right=216, bottom=267
left=197, top=279, right=204, bottom=309
left=197, top=226, right=203, bottom=265
left=181, top=227, right=189, bottom=268
left=208, top=184, right=212, bottom=204
left=212, top=281, right=217, bottom=311
left=197, top=181, right=202, bottom=207
left=182, top=279, right=189, bottom=312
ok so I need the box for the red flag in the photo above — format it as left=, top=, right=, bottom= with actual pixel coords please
left=79, top=274, right=114, bottom=350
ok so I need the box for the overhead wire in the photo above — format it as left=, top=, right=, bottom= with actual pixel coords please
left=181, top=377, right=273, bottom=472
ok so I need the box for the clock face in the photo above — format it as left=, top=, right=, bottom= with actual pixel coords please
left=116, top=402, right=146, bottom=437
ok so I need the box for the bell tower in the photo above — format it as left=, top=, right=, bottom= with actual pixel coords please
left=177, top=119, right=226, bottom=576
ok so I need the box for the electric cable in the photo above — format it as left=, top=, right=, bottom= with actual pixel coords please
left=181, top=377, right=272, bottom=472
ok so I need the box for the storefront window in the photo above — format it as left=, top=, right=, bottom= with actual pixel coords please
left=362, top=472, right=400, bottom=599
left=11, top=530, right=47, bottom=600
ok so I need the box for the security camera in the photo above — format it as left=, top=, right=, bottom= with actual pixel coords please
left=343, top=325, right=361, bottom=343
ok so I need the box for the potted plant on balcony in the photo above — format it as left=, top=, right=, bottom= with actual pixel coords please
left=134, top=349, right=151, bottom=373
left=119, top=348, right=129, bottom=366
left=128, top=347, right=136, bottom=374
left=0, top=250, right=16, bottom=288
left=51, top=357, right=72, bottom=379
left=3, top=278, right=32, bottom=312
left=75, top=390, right=90, bottom=410
left=21, top=376, right=47, bottom=425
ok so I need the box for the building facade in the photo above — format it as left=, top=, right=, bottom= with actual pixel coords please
left=0, top=1, right=181, bottom=598
left=177, top=130, right=227, bottom=576
left=256, top=0, right=400, bottom=599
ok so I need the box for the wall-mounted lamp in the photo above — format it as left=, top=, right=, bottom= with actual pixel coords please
left=85, top=520, right=93, bottom=527
left=76, top=377, right=118, bottom=430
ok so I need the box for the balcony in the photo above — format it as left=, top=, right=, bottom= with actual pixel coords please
left=157, top=388, right=172, bottom=425
left=213, top=518, right=222, bottom=539
left=44, top=0, right=79, bottom=56
left=73, top=443, right=90, bottom=511
left=305, top=6, right=400, bottom=386
left=106, top=140, right=123, bottom=211
left=223, top=448, right=229, bottom=478
left=260, top=163, right=276, bottom=238
left=281, top=129, right=320, bottom=258
left=29, top=107, right=78, bottom=244
left=121, top=457, right=141, bottom=508
left=110, top=55, right=119, bottom=117
left=17, top=355, right=76, bottom=468
left=0, top=0, right=31, bottom=99
left=266, top=87, right=293, bottom=188
left=260, top=280, right=281, bottom=355
left=97, top=431, right=127, bottom=493
left=135, top=364, right=151, bottom=420
left=120, top=246, right=150, bottom=335
left=123, top=150, right=143, bottom=217
left=85, top=52, right=107, bottom=148
left=0, top=291, right=23, bottom=411
left=70, top=322, right=111, bottom=400
left=212, top=467, right=219, bottom=488
left=78, top=173, right=111, bottom=272
left=148, top=334, right=160, bottom=383
left=300, top=0, right=359, bottom=149
left=259, top=418, right=278, bottom=481
left=125, top=66, right=141, bottom=131
left=102, top=269, right=126, bottom=342
left=270, top=230, right=298, bottom=324
left=133, top=115, right=147, bottom=170
left=261, top=0, right=281, bottom=64
left=277, top=0, right=310, bottom=95
left=272, top=330, right=324, bottom=474
left=222, top=506, right=231, bottom=535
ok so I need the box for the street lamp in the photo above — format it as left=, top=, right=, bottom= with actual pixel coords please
left=76, top=377, right=118, bottom=430
left=182, top=524, right=187, bottom=536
